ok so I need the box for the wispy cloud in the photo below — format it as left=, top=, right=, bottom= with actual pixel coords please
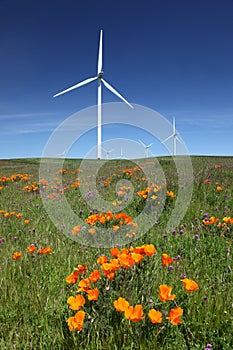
left=1, top=121, right=58, bottom=136
left=0, top=111, right=65, bottom=136
left=0, top=112, right=57, bottom=121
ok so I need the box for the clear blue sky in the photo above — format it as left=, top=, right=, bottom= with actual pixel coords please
left=0, top=0, right=233, bottom=159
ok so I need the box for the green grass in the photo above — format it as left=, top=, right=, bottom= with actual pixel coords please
left=0, top=156, right=233, bottom=349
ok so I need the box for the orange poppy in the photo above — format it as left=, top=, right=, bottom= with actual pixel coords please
left=101, top=262, right=114, bottom=273
left=43, top=246, right=52, bottom=254
left=97, top=255, right=108, bottom=265
left=67, top=310, right=85, bottom=331
left=110, top=247, right=120, bottom=257
left=72, top=225, right=81, bottom=235
left=15, top=213, right=23, bottom=219
left=161, top=253, right=174, bottom=266
left=76, top=264, right=87, bottom=274
left=205, top=179, right=212, bottom=184
left=77, top=278, right=91, bottom=292
left=132, top=245, right=145, bottom=254
left=112, top=225, right=120, bottom=232
left=181, top=278, right=199, bottom=292
left=66, top=270, right=79, bottom=284
left=27, top=245, right=36, bottom=254
left=143, top=244, right=156, bottom=256
left=223, top=217, right=233, bottom=224
left=131, top=252, right=144, bottom=264
left=148, top=309, right=163, bottom=324
left=86, top=288, right=99, bottom=301
left=12, top=252, right=22, bottom=260
left=202, top=216, right=218, bottom=225
left=89, top=270, right=101, bottom=283
left=113, top=297, right=130, bottom=312
left=124, top=304, right=145, bottom=322
left=88, top=228, right=96, bottom=235
left=118, top=253, right=135, bottom=268
left=67, top=294, right=86, bottom=310
left=167, top=190, right=175, bottom=199
left=109, top=259, right=121, bottom=271
left=167, top=306, right=183, bottom=326
left=104, top=271, right=115, bottom=280
left=158, top=285, right=176, bottom=302
left=105, top=211, right=114, bottom=221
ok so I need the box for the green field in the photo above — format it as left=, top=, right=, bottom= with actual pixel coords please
left=0, top=156, right=232, bottom=349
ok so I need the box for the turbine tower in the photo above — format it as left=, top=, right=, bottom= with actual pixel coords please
left=53, top=30, right=133, bottom=159
left=138, top=139, right=153, bottom=158
left=162, top=116, right=182, bottom=156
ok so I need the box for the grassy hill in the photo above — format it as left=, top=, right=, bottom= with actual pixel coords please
left=0, top=156, right=232, bottom=349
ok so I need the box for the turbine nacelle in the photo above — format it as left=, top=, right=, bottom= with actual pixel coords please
left=97, top=71, right=104, bottom=79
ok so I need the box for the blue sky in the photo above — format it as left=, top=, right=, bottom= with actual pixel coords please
left=0, top=0, right=233, bottom=159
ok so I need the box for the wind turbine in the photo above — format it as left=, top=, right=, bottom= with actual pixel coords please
left=57, top=151, right=66, bottom=158
left=102, top=147, right=114, bottom=160
left=115, top=148, right=125, bottom=160
left=53, top=30, right=133, bottom=159
left=138, top=139, right=153, bottom=158
left=162, top=116, right=182, bottom=156
left=119, top=148, right=124, bottom=159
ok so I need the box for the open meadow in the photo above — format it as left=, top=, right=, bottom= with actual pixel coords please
left=0, top=156, right=232, bottom=350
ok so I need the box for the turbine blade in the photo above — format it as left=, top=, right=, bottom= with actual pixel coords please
left=98, top=30, right=103, bottom=75
left=173, top=116, right=176, bottom=134
left=147, top=143, right=153, bottom=148
left=101, top=79, right=133, bottom=108
left=162, top=134, right=173, bottom=143
left=53, top=76, right=97, bottom=97
left=138, top=139, right=146, bottom=147
left=175, top=135, right=183, bottom=144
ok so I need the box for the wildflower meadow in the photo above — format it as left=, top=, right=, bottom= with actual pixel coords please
left=0, top=156, right=232, bottom=349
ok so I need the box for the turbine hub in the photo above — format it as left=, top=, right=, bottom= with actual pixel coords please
left=98, top=71, right=104, bottom=79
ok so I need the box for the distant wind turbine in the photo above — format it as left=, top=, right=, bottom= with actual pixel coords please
left=138, top=139, right=153, bottom=158
left=102, top=147, right=114, bottom=160
left=119, top=148, right=124, bottom=159
left=162, top=116, right=182, bottom=156
left=53, top=29, right=133, bottom=159
left=57, top=150, right=66, bottom=158
left=116, top=148, right=125, bottom=159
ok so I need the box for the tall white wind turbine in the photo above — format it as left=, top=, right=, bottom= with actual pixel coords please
left=53, top=30, right=133, bottom=159
left=162, top=116, right=182, bottom=156
left=138, top=139, right=153, bottom=158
